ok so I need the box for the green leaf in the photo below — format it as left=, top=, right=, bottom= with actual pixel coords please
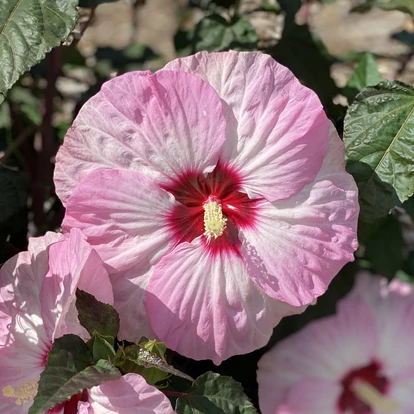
left=375, top=0, right=414, bottom=16
left=175, top=372, right=257, bottom=414
left=91, top=332, right=116, bottom=362
left=29, top=334, right=121, bottom=414
left=352, top=0, right=414, bottom=15
left=344, top=80, right=414, bottom=223
left=76, top=289, right=120, bottom=338
left=193, top=14, right=257, bottom=52
left=138, top=337, right=167, bottom=359
left=0, top=165, right=27, bottom=225
left=116, top=344, right=194, bottom=386
left=0, top=0, right=78, bottom=104
left=344, top=53, right=383, bottom=102
left=363, top=215, right=404, bottom=279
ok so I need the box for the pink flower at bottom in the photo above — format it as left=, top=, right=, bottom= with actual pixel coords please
left=257, top=273, right=414, bottom=414
left=0, top=229, right=174, bottom=414
left=55, top=51, right=359, bottom=363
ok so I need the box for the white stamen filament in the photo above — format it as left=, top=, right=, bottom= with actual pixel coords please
left=203, top=201, right=227, bottom=239
left=351, top=379, right=399, bottom=412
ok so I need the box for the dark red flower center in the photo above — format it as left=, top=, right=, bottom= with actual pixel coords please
left=338, top=361, right=389, bottom=414
left=163, top=164, right=259, bottom=255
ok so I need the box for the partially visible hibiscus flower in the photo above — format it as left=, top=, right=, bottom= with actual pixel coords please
left=257, top=272, right=414, bottom=414
left=0, top=229, right=174, bottom=414
left=54, top=51, right=359, bottom=364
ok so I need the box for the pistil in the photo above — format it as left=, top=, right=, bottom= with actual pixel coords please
left=203, top=200, right=227, bottom=240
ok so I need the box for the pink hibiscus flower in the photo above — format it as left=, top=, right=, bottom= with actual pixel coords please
left=54, top=51, right=359, bottom=364
left=257, top=272, right=414, bottom=414
left=0, top=229, right=174, bottom=414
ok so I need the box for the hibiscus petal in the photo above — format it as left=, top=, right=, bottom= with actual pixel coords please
left=239, top=125, right=358, bottom=306
left=88, top=373, right=174, bottom=413
left=111, top=265, right=155, bottom=342
left=146, top=237, right=299, bottom=364
left=0, top=235, right=62, bottom=411
left=40, top=228, right=113, bottom=341
left=164, top=51, right=329, bottom=202
left=257, top=300, right=377, bottom=413
left=389, top=377, right=414, bottom=413
left=55, top=69, right=226, bottom=204
left=278, top=380, right=341, bottom=414
left=63, top=169, right=177, bottom=272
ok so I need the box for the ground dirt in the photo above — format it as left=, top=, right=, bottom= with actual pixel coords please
left=75, top=0, right=414, bottom=96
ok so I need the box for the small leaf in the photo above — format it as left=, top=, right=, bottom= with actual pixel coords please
left=0, top=0, right=78, bottom=102
left=363, top=215, right=404, bottom=279
left=351, top=0, right=414, bottom=15
left=375, top=0, right=414, bottom=16
left=29, top=335, right=121, bottom=414
left=344, top=80, right=414, bottom=223
left=0, top=165, right=27, bottom=225
left=116, top=344, right=194, bottom=385
left=92, top=332, right=116, bottom=362
left=193, top=14, right=257, bottom=52
left=138, top=337, right=167, bottom=359
left=176, top=372, right=257, bottom=414
left=76, top=289, right=120, bottom=338
left=344, top=53, right=383, bottom=101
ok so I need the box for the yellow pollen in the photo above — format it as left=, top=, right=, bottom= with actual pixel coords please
left=2, top=381, right=38, bottom=406
left=203, top=201, right=227, bottom=239
left=352, top=380, right=399, bottom=412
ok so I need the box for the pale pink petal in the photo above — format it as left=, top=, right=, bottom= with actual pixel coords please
left=164, top=51, right=329, bottom=202
left=369, top=294, right=414, bottom=378
left=276, top=380, right=341, bottom=414
left=40, top=228, right=113, bottom=341
left=257, top=300, right=377, bottom=412
left=88, top=373, right=174, bottom=413
left=63, top=169, right=177, bottom=273
left=0, top=236, right=62, bottom=409
left=146, top=237, right=302, bottom=365
left=77, top=402, right=90, bottom=414
left=239, top=126, right=358, bottom=306
left=111, top=266, right=155, bottom=342
left=0, top=236, right=64, bottom=384
left=388, top=377, right=414, bottom=413
left=55, top=70, right=226, bottom=204
left=344, top=273, right=414, bottom=377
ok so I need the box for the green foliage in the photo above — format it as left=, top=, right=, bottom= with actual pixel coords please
left=29, top=335, right=121, bottom=414
left=352, top=0, right=414, bottom=16
left=362, top=215, right=404, bottom=279
left=175, top=372, right=257, bottom=414
left=91, top=332, right=117, bottom=362
left=0, top=0, right=78, bottom=104
left=0, top=165, right=27, bottom=225
left=344, top=53, right=383, bottom=102
left=192, top=14, right=258, bottom=52
left=115, top=340, right=194, bottom=386
left=76, top=289, right=120, bottom=338
left=344, top=81, right=414, bottom=223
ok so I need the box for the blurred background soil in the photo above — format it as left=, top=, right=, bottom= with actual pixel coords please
left=75, top=0, right=414, bottom=89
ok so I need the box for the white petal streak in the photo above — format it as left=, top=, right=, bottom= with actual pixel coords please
left=164, top=51, right=330, bottom=202
left=241, top=127, right=359, bottom=306
left=146, top=238, right=293, bottom=364
left=63, top=169, right=177, bottom=273
left=55, top=70, right=226, bottom=204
